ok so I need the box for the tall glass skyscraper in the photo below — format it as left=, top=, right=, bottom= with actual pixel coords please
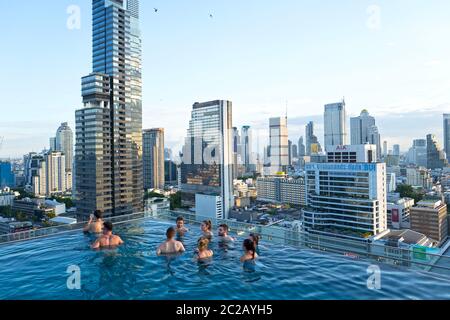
left=75, top=0, right=143, bottom=219
left=143, top=128, right=165, bottom=191
left=324, top=101, right=348, bottom=149
left=180, top=100, right=234, bottom=219
left=350, top=109, right=381, bottom=159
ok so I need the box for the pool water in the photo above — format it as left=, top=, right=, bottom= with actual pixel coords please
left=0, top=219, right=449, bottom=300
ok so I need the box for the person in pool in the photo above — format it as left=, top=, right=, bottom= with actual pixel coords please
left=91, top=222, right=124, bottom=249
left=175, top=216, right=189, bottom=236
left=217, top=224, right=235, bottom=242
left=200, top=220, right=213, bottom=240
left=83, top=210, right=104, bottom=234
left=195, top=237, right=213, bottom=260
left=240, top=238, right=258, bottom=263
left=248, top=233, right=261, bottom=255
left=156, top=227, right=186, bottom=255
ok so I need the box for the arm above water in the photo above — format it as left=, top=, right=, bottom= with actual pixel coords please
left=91, top=239, right=100, bottom=250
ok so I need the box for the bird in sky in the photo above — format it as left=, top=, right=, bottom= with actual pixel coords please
left=209, top=14, right=213, bottom=18
left=154, top=8, right=158, bottom=13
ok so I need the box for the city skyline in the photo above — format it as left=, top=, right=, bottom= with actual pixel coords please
left=1, top=0, right=450, bottom=157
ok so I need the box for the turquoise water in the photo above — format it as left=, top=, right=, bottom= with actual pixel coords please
left=0, top=218, right=449, bottom=300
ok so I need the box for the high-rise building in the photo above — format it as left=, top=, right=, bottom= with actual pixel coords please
left=292, top=143, right=298, bottom=158
left=241, top=125, right=253, bottom=173
left=407, top=139, right=427, bottom=167
left=143, top=128, right=165, bottom=190
left=410, top=199, right=448, bottom=246
left=269, top=117, right=289, bottom=174
left=444, top=114, right=450, bottom=161
left=350, top=109, right=381, bottom=159
left=426, top=134, right=448, bottom=169
left=383, top=141, right=388, bottom=157
left=303, top=145, right=387, bottom=240
left=0, top=162, right=15, bottom=188
left=298, top=136, right=306, bottom=157
left=257, top=176, right=306, bottom=207
left=55, top=122, right=74, bottom=190
left=324, top=101, right=347, bottom=149
left=406, top=167, right=433, bottom=190
left=31, top=152, right=68, bottom=197
left=75, top=0, right=143, bottom=219
left=49, top=137, right=57, bottom=152
left=288, top=140, right=293, bottom=166
left=305, top=122, right=321, bottom=156
left=393, top=144, right=400, bottom=157
left=181, top=100, right=234, bottom=219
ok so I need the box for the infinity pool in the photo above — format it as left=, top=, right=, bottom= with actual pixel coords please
left=0, top=218, right=449, bottom=300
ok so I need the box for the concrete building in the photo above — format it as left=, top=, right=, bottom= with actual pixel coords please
left=257, top=176, right=306, bottom=207
left=326, top=144, right=377, bottom=163
left=55, top=122, right=74, bottom=190
left=75, top=0, right=143, bottom=219
left=143, top=128, right=165, bottom=190
left=410, top=199, right=448, bottom=246
left=324, top=101, right=347, bottom=149
left=303, top=160, right=387, bottom=241
left=407, top=139, right=427, bottom=167
left=393, top=144, right=400, bottom=157
left=181, top=100, right=234, bottom=219
left=0, top=188, right=16, bottom=207
left=298, top=136, right=306, bottom=157
left=305, top=122, right=321, bottom=156
left=426, top=134, right=448, bottom=169
left=269, top=117, right=289, bottom=174
left=406, top=167, right=433, bottom=190
left=386, top=197, right=414, bottom=229
left=350, top=109, right=381, bottom=159
left=444, top=114, right=450, bottom=162
left=0, top=162, right=15, bottom=188
left=241, top=125, right=254, bottom=173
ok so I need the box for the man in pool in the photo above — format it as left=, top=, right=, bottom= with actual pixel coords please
left=175, top=216, right=189, bottom=235
left=157, top=227, right=186, bottom=255
left=91, top=221, right=124, bottom=249
left=217, top=224, right=235, bottom=242
left=83, top=209, right=104, bottom=234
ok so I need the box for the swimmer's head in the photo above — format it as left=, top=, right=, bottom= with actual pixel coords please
left=166, top=227, right=176, bottom=239
left=201, top=220, right=212, bottom=232
left=176, top=216, right=184, bottom=229
left=249, top=233, right=260, bottom=246
left=103, top=221, right=113, bottom=234
left=243, top=239, right=256, bottom=258
left=94, top=210, right=103, bottom=220
left=218, top=224, right=229, bottom=237
left=197, top=237, right=209, bottom=251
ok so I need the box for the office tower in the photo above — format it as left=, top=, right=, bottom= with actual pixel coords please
left=298, top=136, right=306, bottom=157
left=164, top=148, right=173, bottom=161
left=406, top=167, right=433, bottom=190
left=30, top=152, right=68, bottom=197
left=393, top=144, right=400, bottom=157
left=143, top=128, right=165, bottom=190
left=305, top=122, right=321, bottom=156
left=55, top=122, right=74, bottom=190
left=269, top=117, right=289, bottom=174
left=303, top=145, right=387, bottom=240
left=407, top=139, right=427, bottom=167
left=350, top=109, right=381, bottom=159
left=410, top=199, right=448, bottom=245
left=231, top=127, right=242, bottom=179
left=24, top=152, right=43, bottom=187
left=386, top=171, right=397, bottom=193
left=49, top=137, right=57, bottom=152
left=324, top=100, right=347, bottom=149
left=426, top=134, right=448, bottom=169
left=292, top=143, right=298, bottom=158
left=383, top=141, right=388, bottom=157
left=180, top=100, right=234, bottom=219
left=164, top=160, right=178, bottom=185
left=75, top=0, right=143, bottom=219
left=288, top=140, right=292, bottom=166
left=0, top=162, right=15, bottom=188
left=241, top=126, right=253, bottom=172
left=444, top=114, right=450, bottom=161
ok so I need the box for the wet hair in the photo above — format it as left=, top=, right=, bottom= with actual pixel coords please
left=243, top=239, right=256, bottom=259
left=103, top=221, right=113, bottom=232
left=219, top=224, right=229, bottom=233
left=176, top=216, right=184, bottom=223
left=94, top=210, right=103, bottom=220
left=202, top=220, right=212, bottom=231
left=166, top=227, right=176, bottom=239
left=249, top=233, right=260, bottom=246
left=198, top=237, right=210, bottom=251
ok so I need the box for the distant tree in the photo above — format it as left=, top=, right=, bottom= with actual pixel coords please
left=169, top=192, right=182, bottom=210
left=395, top=184, right=423, bottom=204
left=144, top=191, right=166, bottom=200
left=51, top=197, right=74, bottom=209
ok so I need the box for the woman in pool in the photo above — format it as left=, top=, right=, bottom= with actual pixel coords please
left=240, top=238, right=258, bottom=268
left=248, top=233, right=261, bottom=255
left=200, top=220, right=213, bottom=240
left=195, top=237, right=213, bottom=261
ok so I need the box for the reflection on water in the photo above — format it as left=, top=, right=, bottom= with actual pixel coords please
left=0, top=219, right=449, bottom=300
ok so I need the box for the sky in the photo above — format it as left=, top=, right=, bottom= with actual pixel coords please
left=1, top=0, right=450, bottom=158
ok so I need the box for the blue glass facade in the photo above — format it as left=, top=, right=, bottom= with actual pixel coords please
left=0, top=162, right=15, bottom=188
